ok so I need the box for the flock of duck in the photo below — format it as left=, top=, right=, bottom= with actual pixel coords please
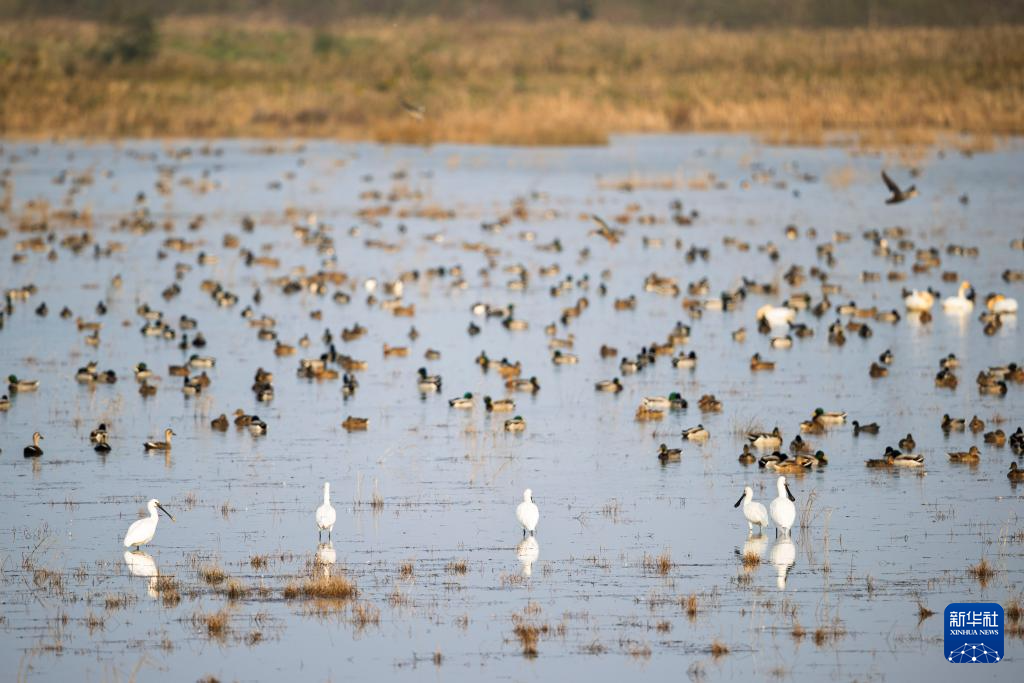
left=1, top=148, right=1023, bottom=569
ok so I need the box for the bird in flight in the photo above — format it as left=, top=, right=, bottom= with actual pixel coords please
left=881, top=170, right=917, bottom=204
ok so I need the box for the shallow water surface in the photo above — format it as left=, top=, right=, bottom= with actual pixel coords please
left=0, top=135, right=1022, bottom=681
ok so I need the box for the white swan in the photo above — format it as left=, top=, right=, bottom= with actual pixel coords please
left=756, top=305, right=796, bottom=328
left=516, top=489, right=539, bottom=536
left=769, top=476, right=796, bottom=536
left=316, top=482, right=337, bottom=540
left=734, top=486, right=769, bottom=533
left=904, top=289, right=935, bottom=312
left=942, top=281, right=974, bottom=314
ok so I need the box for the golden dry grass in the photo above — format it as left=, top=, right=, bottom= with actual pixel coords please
left=968, top=557, right=996, bottom=587
left=1, top=18, right=1022, bottom=146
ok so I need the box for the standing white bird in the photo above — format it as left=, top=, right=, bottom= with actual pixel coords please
left=769, top=476, right=797, bottom=537
left=123, top=499, right=175, bottom=549
left=516, top=488, right=539, bottom=536
left=734, top=486, right=769, bottom=533
left=316, top=482, right=336, bottom=540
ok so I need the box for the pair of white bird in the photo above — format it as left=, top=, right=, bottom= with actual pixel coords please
left=314, top=484, right=541, bottom=539
left=734, top=476, right=796, bottom=536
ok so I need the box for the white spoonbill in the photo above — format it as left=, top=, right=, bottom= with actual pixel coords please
left=769, top=476, right=797, bottom=537
left=734, top=486, right=769, bottom=533
left=316, top=482, right=337, bottom=540
left=516, top=489, right=539, bottom=536
left=942, top=281, right=974, bottom=314
left=123, top=499, right=175, bottom=549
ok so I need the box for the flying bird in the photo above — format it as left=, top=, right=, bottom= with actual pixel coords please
left=881, top=170, right=917, bottom=204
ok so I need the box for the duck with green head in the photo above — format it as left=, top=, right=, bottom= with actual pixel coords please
left=449, top=392, right=474, bottom=409
left=8, top=375, right=39, bottom=392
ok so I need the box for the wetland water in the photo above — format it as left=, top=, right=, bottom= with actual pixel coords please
left=0, top=135, right=1021, bottom=681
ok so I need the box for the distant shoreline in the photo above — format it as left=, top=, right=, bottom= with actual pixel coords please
left=1, top=19, right=1021, bottom=149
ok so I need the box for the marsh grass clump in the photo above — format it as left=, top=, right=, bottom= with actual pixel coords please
left=433, top=650, right=443, bottom=666
left=351, top=601, right=381, bottom=629
left=642, top=551, right=672, bottom=575
left=812, top=619, right=847, bottom=647
left=513, top=623, right=540, bottom=657
left=446, top=559, right=469, bottom=575
left=917, top=600, right=935, bottom=620
left=968, top=558, right=996, bottom=586
left=791, top=620, right=806, bottom=640
left=200, top=564, right=227, bottom=586
left=249, top=554, right=269, bottom=570
left=398, top=561, right=414, bottom=579
left=154, top=576, right=181, bottom=607
left=224, top=579, right=248, bottom=601
left=682, top=593, right=699, bottom=620
left=196, top=609, right=230, bottom=640
left=104, top=593, right=135, bottom=611
left=710, top=639, right=730, bottom=657
left=298, top=574, right=358, bottom=600
left=1005, top=597, right=1021, bottom=623
left=655, top=620, right=672, bottom=633
left=741, top=551, right=761, bottom=569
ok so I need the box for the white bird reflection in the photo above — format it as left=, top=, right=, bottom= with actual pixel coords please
left=769, top=538, right=796, bottom=589
left=123, top=550, right=160, bottom=598
left=315, top=542, right=336, bottom=577
left=742, top=532, right=768, bottom=559
left=515, top=536, right=540, bottom=577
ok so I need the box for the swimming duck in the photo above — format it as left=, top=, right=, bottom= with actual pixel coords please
left=939, top=353, right=959, bottom=370
left=600, top=344, right=618, bottom=358
left=658, top=443, right=682, bottom=463
left=765, top=457, right=812, bottom=474
left=0, top=395, right=10, bottom=411
left=903, top=289, right=935, bottom=312
left=424, top=348, right=441, bottom=361
left=634, top=406, right=664, bottom=422
left=134, top=363, right=153, bottom=381
left=672, top=351, right=697, bottom=369
left=93, top=431, right=111, bottom=453
left=138, top=381, right=157, bottom=397
left=143, top=427, right=175, bottom=450
left=76, top=363, right=98, bottom=383
left=682, top=424, right=709, bottom=442
left=732, top=327, right=747, bottom=342
left=168, top=364, right=189, bottom=377
left=750, top=353, right=775, bottom=371
left=813, top=408, right=847, bottom=425
left=210, top=414, right=229, bottom=431
left=551, top=350, right=578, bottom=365
left=984, top=429, right=1006, bottom=446
left=504, top=415, right=526, bottom=432
left=595, top=378, right=623, bottom=393
left=947, top=446, right=981, bottom=463
left=935, top=368, right=958, bottom=389
left=899, top=433, right=916, bottom=451
left=24, top=432, right=44, bottom=457
left=8, top=375, right=39, bottom=392
left=188, top=354, right=216, bottom=369
left=342, top=416, right=369, bottom=431
left=1008, top=462, right=1024, bottom=481
left=800, top=418, right=825, bottom=434
left=642, top=393, right=683, bottom=411
left=758, top=451, right=787, bottom=468
left=248, top=417, right=268, bottom=436
left=449, top=392, right=474, bottom=409
left=484, top=396, right=515, bottom=412
left=506, top=377, right=540, bottom=393
left=417, top=367, right=442, bottom=392
left=941, top=414, right=966, bottom=432
left=1011, top=427, right=1024, bottom=454
left=794, top=450, right=827, bottom=467
left=788, top=435, right=813, bottom=454
left=620, top=357, right=639, bottom=374
left=748, top=427, right=782, bottom=449
left=869, top=362, right=888, bottom=378
left=888, top=448, right=924, bottom=467
left=852, top=420, right=880, bottom=436
left=89, top=423, right=108, bottom=443
left=942, top=281, right=974, bottom=314
left=497, top=360, right=522, bottom=379
left=738, top=444, right=756, bottom=464
left=698, top=394, right=722, bottom=412
left=969, top=415, right=985, bottom=433
left=978, top=380, right=1008, bottom=396
left=770, top=335, right=793, bottom=350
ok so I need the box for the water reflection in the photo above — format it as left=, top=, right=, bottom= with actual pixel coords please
left=123, top=550, right=159, bottom=598
left=315, top=542, right=336, bottom=577
left=515, top=536, right=540, bottom=577
left=769, top=538, right=796, bottom=589
left=742, top=532, right=768, bottom=559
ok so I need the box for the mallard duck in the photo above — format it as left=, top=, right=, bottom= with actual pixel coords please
left=748, top=427, right=782, bottom=449
left=732, top=327, right=747, bottom=342
left=789, top=435, right=813, bottom=454
left=1008, top=462, right=1024, bottom=481
left=888, top=448, right=924, bottom=467
left=869, top=362, right=888, bottom=378
left=248, top=416, right=267, bottom=436
left=506, top=377, right=540, bottom=393
left=766, top=457, right=812, bottom=474
left=182, top=376, right=202, bottom=396
left=144, top=428, right=175, bottom=450
left=138, top=380, right=157, bottom=397
left=551, top=350, right=578, bottom=365
left=984, top=429, right=1006, bottom=446
left=939, top=353, right=959, bottom=369
left=813, top=408, right=846, bottom=425
left=417, top=367, right=442, bottom=392
left=497, top=360, right=522, bottom=379
left=770, top=335, right=793, bottom=350
left=658, top=443, right=682, bottom=463
left=504, top=415, right=526, bottom=432
left=738, top=444, right=756, bottom=464
left=424, top=348, right=441, bottom=361
left=942, top=281, right=974, bottom=314
left=698, top=394, right=722, bottom=412
left=852, top=420, right=880, bottom=436
left=484, top=396, right=515, bottom=412
left=750, top=353, right=775, bottom=371
left=758, top=451, right=787, bottom=468
left=0, top=395, right=10, bottom=411
left=595, top=378, right=623, bottom=393
left=342, top=416, right=368, bottom=431
left=682, top=424, right=709, bottom=442
left=188, top=354, right=216, bottom=368
left=134, top=363, right=153, bottom=380
left=899, top=433, right=916, bottom=451
left=794, top=450, right=827, bottom=468
left=76, top=363, right=98, bottom=383
left=620, top=357, right=639, bottom=374
left=642, top=393, right=683, bottom=411
left=600, top=344, right=618, bottom=358
left=211, top=414, right=229, bottom=431
left=968, top=415, right=985, bottom=433
left=93, top=432, right=111, bottom=453
left=449, top=392, right=474, bottom=409
left=8, top=375, right=39, bottom=392
left=1010, top=427, right=1024, bottom=454
left=947, top=446, right=981, bottom=462
left=24, top=431, right=44, bottom=457
left=800, top=418, right=825, bottom=434
left=634, top=406, right=664, bottom=422
left=941, top=414, right=965, bottom=432
left=168, top=365, right=189, bottom=377
left=89, top=423, right=108, bottom=443
left=979, top=380, right=1008, bottom=396
left=671, top=352, right=697, bottom=370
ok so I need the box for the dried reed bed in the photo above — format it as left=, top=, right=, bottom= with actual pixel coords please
left=1, top=18, right=1022, bottom=146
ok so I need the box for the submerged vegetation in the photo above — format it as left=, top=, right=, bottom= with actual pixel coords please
left=0, top=18, right=1021, bottom=145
